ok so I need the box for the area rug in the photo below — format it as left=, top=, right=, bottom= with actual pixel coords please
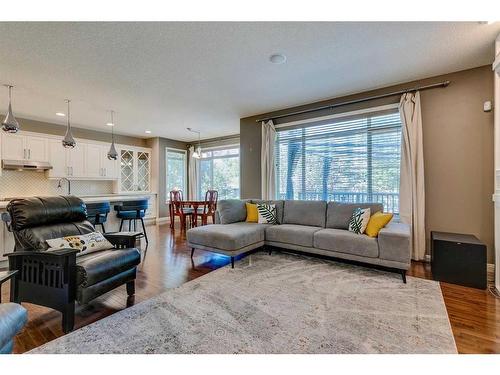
left=30, top=252, right=457, bottom=354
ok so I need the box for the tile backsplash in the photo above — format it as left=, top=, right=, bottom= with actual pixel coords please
left=0, top=170, right=114, bottom=199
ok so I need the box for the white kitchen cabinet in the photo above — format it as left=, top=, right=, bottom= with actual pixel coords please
left=2, top=133, right=24, bottom=160
left=25, top=136, right=48, bottom=161
left=118, top=147, right=151, bottom=192
left=1, top=133, right=48, bottom=161
left=67, top=143, right=86, bottom=178
left=47, top=139, right=67, bottom=178
left=47, top=139, right=86, bottom=178
left=85, top=143, right=102, bottom=178
left=85, top=144, right=118, bottom=179
left=101, top=146, right=118, bottom=179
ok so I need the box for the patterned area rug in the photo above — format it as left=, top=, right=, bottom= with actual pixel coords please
left=30, top=252, right=457, bottom=354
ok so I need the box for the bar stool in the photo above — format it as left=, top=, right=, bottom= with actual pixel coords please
left=85, top=201, right=111, bottom=233
left=114, top=199, right=149, bottom=244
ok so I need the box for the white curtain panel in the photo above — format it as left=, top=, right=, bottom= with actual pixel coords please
left=399, top=92, right=426, bottom=261
left=188, top=145, right=200, bottom=200
left=261, top=120, right=276, bottom=200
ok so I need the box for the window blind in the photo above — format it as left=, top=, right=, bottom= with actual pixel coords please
left=275, top=109, right=401, bottom=213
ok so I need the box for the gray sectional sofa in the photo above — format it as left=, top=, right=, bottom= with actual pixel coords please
left=187, top=199, right=411, bottom=282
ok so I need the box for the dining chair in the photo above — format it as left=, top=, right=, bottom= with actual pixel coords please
left=196, top=190, right=218, bottom=226
left=169, top=190, right=194, bottom=230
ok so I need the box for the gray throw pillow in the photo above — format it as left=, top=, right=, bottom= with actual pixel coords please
left=217, top=199, right=247, bottom=224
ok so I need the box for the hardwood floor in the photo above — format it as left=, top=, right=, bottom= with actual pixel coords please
left=2, top=223, right=499, bottom=354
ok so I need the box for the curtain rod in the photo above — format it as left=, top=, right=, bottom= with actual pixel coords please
left=255, top=80, right=450, bottom=123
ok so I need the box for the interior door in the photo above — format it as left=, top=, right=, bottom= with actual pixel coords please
left=25, top=136, right=48, bottom=161
left=1, top=133, right=25, bottom=160
left=85, top=143, right=102, bottom=178
left=47, top=139, right=68, bottom=178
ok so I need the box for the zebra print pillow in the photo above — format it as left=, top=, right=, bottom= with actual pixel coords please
left=257, top=204, right=277, bottom=224
left=348, top=208, right=371, bottom=234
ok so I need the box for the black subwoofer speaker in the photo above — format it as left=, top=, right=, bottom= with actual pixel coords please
left=431, top=231, right=487, bottom=290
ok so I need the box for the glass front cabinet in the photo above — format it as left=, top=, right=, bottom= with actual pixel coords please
left=118, top=146, right=151, bottom=192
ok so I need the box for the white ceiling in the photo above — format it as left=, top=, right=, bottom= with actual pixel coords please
left=0, top=22, right=499, bottom=141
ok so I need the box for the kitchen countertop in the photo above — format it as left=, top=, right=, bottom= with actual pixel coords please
left=0, top=192, right=156, bottom=209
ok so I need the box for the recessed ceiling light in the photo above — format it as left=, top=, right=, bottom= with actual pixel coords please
left=56, top=112, right=66, bottom=117
left=269, top=53, right=287, bottom=64
left=106, top=122, right=114, bottom=126
left=145, top=130, right=152, bottom=134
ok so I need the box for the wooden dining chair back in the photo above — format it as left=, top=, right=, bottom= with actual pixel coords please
left=169, top=190, right=193, bottom=230
left=197, top=190, right=218, bottom=225
left=205, top=190, right=218, bottom=223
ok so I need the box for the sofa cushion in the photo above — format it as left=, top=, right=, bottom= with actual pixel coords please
left=326, top=202, right=384, bottom=229
left=217, top=199, right=247, bottom=224
left=265, top=224, right=323, bottom=247
left=251, top=200, right=285, bottom=224
left=314, top=228, right=379, bottom=258
left=187, top=222, right=268, bottom=251
left=76, top=247, right=141, bottom=287
left=282, top=200, right=327, bottom=227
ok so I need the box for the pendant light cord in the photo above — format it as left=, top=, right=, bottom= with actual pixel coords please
left=111, top=110, right=115, bottom=141
left=66, top=99, right=71, bottom=129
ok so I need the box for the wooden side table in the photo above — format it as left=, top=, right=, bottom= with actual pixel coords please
left=0, top=270, right=18, bottom=303
left=431, top=231, right=487, bottom=289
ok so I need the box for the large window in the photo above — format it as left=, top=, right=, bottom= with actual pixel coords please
left=275, top=109, right=401, bottom=213
left=199, top=146, right=240, bottom=199
left=166, top=148, right=187, bottom=194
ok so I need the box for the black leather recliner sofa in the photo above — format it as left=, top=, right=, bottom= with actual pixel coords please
left=4, top=196, right=141, bottom=333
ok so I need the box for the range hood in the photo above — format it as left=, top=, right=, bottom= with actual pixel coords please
left=2, top=159, right=53, bottom=171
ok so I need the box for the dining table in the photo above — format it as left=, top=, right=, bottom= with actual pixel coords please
left=169, top=200, right=209, bottom=229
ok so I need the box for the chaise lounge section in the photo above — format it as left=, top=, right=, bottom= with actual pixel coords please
left=187, top=199, right=411, bottom=281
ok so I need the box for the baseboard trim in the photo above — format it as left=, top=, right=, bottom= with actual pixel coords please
left=156, top=217, right=170, bottom=225
left=422, top=255, right=495, bottom=284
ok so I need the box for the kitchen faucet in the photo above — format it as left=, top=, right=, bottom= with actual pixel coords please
left=57, top=178, right=71, bottom=195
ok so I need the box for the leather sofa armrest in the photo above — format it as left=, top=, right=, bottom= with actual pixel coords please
left=104, top=232, right=140, bottom=249
left=4, top=248, right=79, bottom=258
left=377, top=222, right=411, bottom=266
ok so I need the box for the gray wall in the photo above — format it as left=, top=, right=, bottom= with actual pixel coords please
left=240, top=66, right=495, bottom=262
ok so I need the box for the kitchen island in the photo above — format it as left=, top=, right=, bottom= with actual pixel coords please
left=0, top=193, right=157, bottom=268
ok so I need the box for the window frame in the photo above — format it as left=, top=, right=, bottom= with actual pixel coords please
left=274, top=104, right=401, bottom=213
left=165, top=147, right=188, bottom=198
left=197, top=143, right=240, bottom=200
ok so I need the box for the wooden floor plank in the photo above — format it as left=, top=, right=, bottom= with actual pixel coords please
left=1, top=223, right=499, bottom=354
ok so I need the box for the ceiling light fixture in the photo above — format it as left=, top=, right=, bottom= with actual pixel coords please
left=107, top=110, right=118, bottom=160
left=269, top=53, right=287, bottom=64
left=145, top=130, right=152, bottom=134
left=2, top=85, right=20, bottom=133
left=187, top=127, right=202, bottom=159
left=56, top=112, right=66, bottom=117
left=62, top=99, right=76, bottom=148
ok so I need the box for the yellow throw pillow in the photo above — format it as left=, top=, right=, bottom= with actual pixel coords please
left=365, top=211, right=393, bottom=237
left=245, top=203, right=259, bottom=223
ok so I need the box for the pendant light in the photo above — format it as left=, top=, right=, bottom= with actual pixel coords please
left=107, top=110, right=118, bottom=160
left=187, top=127, right=202, bottom=159
left=62, top=99, right=76, bottom=148
left=2, top=85, right=20, bottom=133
